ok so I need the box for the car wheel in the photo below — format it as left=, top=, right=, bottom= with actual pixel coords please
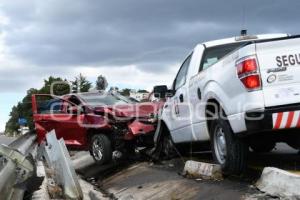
left=250, top=142, right=275, bottom=153
left=210, top=113, right=248, bottom=175
left=90, top=134, right=112, bottom=165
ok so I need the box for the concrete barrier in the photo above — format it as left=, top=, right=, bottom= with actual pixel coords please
left=256, top=167, right=300, bottom=199
left=183, top=160, right=222, bottom=180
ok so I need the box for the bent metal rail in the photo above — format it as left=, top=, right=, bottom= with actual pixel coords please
left=0, top=132, right=37, bottom=200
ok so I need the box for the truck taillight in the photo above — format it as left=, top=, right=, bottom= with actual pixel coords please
left=236, top=56, right=261, bottom=91
left=240, top=75, right=261, bottom=89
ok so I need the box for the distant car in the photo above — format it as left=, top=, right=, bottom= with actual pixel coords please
left=32, top=91, right=164, bottom=164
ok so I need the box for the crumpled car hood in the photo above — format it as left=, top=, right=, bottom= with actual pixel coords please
left=93, top=101, right=164, bottom=118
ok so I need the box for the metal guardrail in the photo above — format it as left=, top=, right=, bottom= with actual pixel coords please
left=0, top=132, right=37, bottom=200
left=43, top=130, right=83, bottom=199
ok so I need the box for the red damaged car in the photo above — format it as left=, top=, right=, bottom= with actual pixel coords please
left=32, top=91, right=164, bottom=164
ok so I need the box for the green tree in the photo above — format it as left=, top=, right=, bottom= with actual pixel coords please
left=109, top=86, right=119, bottom=92
left=120, top=88, right=131, bottom=96
left=71, top=73, right=92, bottom=93
left=96, top=75, right=108, bottom=91
left=5, top=104, right=21, bottom=135
left=39, top=76, right=70, bottom=95
left=138, top=89, right=149, bottom=93
left=5, top=76, right=71, bottom=135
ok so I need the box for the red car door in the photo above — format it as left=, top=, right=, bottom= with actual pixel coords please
left=32, top=94, right=87, bottom=149
left=32, top=95, right=63, bottom=143
left=52, top=96, right=87, bottom=149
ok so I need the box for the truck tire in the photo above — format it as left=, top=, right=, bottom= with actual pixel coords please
left=250, top=142, right=275, bottom=153
left=162, top=134, right=177, bottom=159
left=90, top=134, right=112, bottom=165
left=210, top=113, right=248, bottom=175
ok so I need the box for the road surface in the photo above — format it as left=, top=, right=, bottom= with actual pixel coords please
left=0, top=135, right=15, bottom=145
left=71, top=143, right=300, bottom=200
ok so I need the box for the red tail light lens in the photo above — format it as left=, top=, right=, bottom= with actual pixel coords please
left=237, top=58, right=257, bottom=75
left=241, top=75, right=261, bottom=89
left=236, top=56, right=261, bottom=91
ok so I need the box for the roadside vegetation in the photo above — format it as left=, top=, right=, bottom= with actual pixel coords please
left=5, top=76, right=70, bottom=136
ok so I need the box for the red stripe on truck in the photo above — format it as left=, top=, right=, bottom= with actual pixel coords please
left=297, top=115, right=300, bottom=128
left=274, top=112, right=283, bottom=129
left=285, top=111, right=295, bottom=128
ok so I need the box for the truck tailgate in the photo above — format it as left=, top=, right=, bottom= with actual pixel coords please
left=256, top=37, right=300, bottom=107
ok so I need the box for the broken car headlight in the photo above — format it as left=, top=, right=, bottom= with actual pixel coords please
left=141, top=113, right=158, bottom=124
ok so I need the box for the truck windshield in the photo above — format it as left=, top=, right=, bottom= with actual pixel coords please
left=201, top=42, right=248, bottom=70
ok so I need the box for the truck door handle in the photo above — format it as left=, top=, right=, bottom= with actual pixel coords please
left=197, top=88, right=202, bottom=100
left=179, top=94, right=184, bottom=102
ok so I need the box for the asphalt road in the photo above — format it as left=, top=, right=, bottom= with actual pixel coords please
left=0, top=135, right=16, bottom=145
left=1, top=133, right=298, bottom=199
left=248, top=143, right=300, bottom=175
left=71, top=143, right=300, bottom=200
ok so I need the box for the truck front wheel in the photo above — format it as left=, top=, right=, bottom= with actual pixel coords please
left=210, top=114, right=248, bottom=175
left=90, top=134, right=112, bottom=165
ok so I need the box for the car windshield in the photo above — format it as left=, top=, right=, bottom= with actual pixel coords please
left=78, top=92, right=133, bottom=106
left=111, top=92, right=139, bottom=103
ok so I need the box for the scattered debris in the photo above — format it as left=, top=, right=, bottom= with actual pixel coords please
left=168, top=163, right=175, bottom=168
left=47, top=178, right=63, bottom=199
left=31, top=161, right=50, bottom=200
left=119, top=194, right=135, bottom=200
left=79, top=179, right=111, bottom=200
left=113, top=151, right=123, bottom=160
left=183, top=160, right=223, bottom=180
left=243, top=193, right=279, bottom=200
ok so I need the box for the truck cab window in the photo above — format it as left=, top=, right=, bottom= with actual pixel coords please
left=200, top=42, right=247, bottom=71
left=174, top=55, right=191, bottom=90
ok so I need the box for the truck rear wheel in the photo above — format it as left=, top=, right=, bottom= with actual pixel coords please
left=90, top=134, right=112, bottom=165
left=210, top=114, right=248, bottom=175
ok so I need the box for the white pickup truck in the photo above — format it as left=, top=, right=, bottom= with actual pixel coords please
left=153, top=33, right=300, bottom=174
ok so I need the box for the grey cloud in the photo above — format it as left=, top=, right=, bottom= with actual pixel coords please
left=1, top=0, right=300, bottom=73
left=0, top=65, right=73, bottom=92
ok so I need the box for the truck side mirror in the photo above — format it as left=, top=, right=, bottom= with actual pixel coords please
left=153, top=85, right=168, bottom=98
left=166, top=90, right=175, bottom=97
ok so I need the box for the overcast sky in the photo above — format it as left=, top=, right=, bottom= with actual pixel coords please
left=0, top=0, right=300, bottom=131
